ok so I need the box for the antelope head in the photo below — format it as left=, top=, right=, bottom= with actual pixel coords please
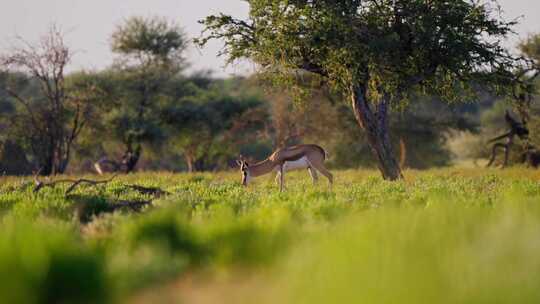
left=236, top=155, right=251, bottom=186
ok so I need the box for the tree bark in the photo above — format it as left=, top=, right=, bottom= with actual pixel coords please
left=351, top=86, right=403, bottom=180
left=124, top=154, right=140, bottom=173
left=185, top=154, right=194, bottom=173
left=125, top=159, right=139, bottom=173
left=122, top=144, right=141, bottom=173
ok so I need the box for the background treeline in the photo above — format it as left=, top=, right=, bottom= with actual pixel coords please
left=0, top=17, right=538, bottom=175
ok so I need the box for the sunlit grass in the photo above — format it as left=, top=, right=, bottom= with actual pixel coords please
left=1, top=168, right=540, bottom=303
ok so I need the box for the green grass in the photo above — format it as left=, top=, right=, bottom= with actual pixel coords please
left=1, top=168, right=540, bottom=303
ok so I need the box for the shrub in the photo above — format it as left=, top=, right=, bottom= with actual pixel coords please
left=0, top=220, right=108, bottom=304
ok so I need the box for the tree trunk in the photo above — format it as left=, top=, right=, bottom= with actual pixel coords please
left=351, top=86, right=403, bottom=180
left=122, top=144, right=141, bottom=173
left=124, top=153, right=140, bottom=173
left=125, top=158, right=139, bottom=173
left=399, top=137, right=407, bottom=169
left=185, top=154, right=194, bottom=173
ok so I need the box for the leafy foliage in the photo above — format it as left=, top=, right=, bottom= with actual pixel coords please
left=103, top=16, right=188, bottom=172
left=111, top=16, right=186, bottom=68
left=197, top=0, right=528, bottom=101
left=197, top=0, right=532, bottom=179
left=164, top=81, right=264, bottom=171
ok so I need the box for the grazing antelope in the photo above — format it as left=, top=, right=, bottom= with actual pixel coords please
left=237, top=144, right=333, bottom=191
left=94, top=156, right=122, bottom=175
left=94, top=148, right=141, bottom=175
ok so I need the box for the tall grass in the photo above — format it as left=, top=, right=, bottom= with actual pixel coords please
left=0, top=168, right=540, bottom=302
left=280, top=201, right=540, bottom=304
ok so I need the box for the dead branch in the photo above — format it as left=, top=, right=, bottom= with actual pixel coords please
left=32, top=172, right=169, bottom=199
left=33, top=172, right=118, bottom=195
left=64, top=175, right=119, bottom=195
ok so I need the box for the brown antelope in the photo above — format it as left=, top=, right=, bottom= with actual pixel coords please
left=94, top=156, right=122, bottom=175
left=94, top=149, right=141, bottom=175
left=237, top=144, right=333, bottom=191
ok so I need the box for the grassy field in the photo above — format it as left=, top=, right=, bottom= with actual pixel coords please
left=2, top=168, right=540, bottom=303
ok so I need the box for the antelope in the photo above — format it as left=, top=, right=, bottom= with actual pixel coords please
left=236, top=144, right=333, bottom=191
left=94, top=148, right=141, bottom=175
left=94, top=156, right=122, bottom=175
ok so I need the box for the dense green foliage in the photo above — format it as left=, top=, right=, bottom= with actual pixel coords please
left=2, top=169, right=540, bottom=302
left=197, top=0, right=533, bottom=180
left=104, top=16, right=188, bottom=172
left=1, top=16, right=538, bottom=175
left=198, top=0, right=525, bottom=97
left=1, top=68, right=488, bottom=172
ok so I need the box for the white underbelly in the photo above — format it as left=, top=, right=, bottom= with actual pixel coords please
left=276, top=157, right=310, bottom=172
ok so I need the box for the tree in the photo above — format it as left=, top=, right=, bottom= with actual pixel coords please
left=0, top=26, right=96, bottom=175
left=514, top=33, right=540, bottom=149
left=508, top=33, right=540, bottom=118
left=107, top=16, right=187, bottom=172
left=197, top=0, right=531, bottom=180
left=519, top=34, right=540, bottom=71
left=163, top=80, right=264, bottom=172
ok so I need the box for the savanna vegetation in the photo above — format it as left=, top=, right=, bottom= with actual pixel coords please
left=2, top=169, right=540, bottom=303
left=0, top=12, right=537, bottom=176
left=1, top=0, right=540, bottom=303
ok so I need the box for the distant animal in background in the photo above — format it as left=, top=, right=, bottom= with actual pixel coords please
left=486, top=110, right=529, bottom=168
left=237, top=144, right=333, bottom=192
left=94, top=157, right=122, bottom=175
left=94, top=149, right=141, bottom=175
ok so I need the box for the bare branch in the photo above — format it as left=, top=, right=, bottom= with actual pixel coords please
left=0, top=25, right=84, bottom=175
left=4, top=87, right=41, bottom=130
left=33, top=174, right=118, bottom=195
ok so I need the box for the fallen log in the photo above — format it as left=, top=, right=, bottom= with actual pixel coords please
left=33, top=170, right=118, bottom=195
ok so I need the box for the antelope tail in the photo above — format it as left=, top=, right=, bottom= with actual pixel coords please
left=315, top=145, right=329, bottom=160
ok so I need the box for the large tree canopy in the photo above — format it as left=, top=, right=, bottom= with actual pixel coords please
left=517, top=33, right=540, bottom=110
left=105, top=16, right=188, bottom=172
left=111, top=16, right=187, bottom=68
left=197, top=0, right=532, bottom=180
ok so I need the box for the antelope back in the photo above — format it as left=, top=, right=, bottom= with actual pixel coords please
left=270, top=144, right=326, bottom=163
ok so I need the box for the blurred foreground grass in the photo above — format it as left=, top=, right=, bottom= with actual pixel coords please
left=1, top=168, right=540, bottom=303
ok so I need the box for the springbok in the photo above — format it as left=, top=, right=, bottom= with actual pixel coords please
left=236, top=144, right=333, bottom=191
left=94, top=157, right=122, bottom=175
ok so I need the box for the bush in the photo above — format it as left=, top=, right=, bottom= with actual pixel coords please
left=0, top=220, right=108, bottom=304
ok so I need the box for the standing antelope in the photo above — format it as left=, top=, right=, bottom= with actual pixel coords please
left=237, top=144, right=333, bottom=191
